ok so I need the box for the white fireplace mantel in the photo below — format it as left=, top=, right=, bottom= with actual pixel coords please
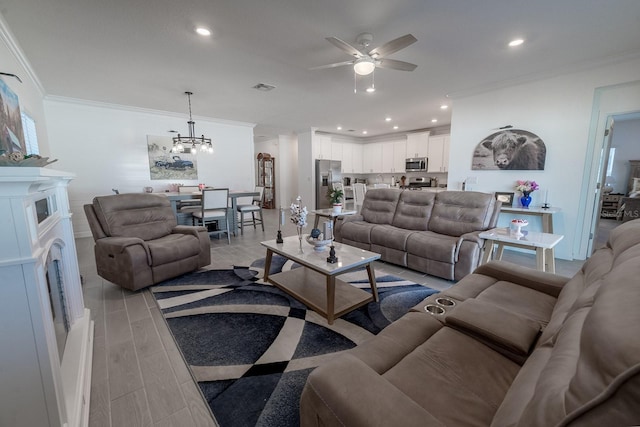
left=0, top=167, right=93, bottom=427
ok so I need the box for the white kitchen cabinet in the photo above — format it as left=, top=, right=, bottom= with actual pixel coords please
left=381, top=142, right=394, bottom=172
left=331, top=141, right=343, bottom=161
left=427, top=134, right=451, bottom=172
left=406, top=131, right=430, bottom=158
left=314, top=134, right=333, bottom=159
left=381, top=140, right=407, bottom=173
left=363, top=143, right=382, bottom=173
left=341, top=142, right=353, bottom=173
left=393, top=140, right=407, bottom=172
left=352, top=144, right=363, bottom=173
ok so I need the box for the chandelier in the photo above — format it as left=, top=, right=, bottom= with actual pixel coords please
left=172, top=91, right=213, bottom=154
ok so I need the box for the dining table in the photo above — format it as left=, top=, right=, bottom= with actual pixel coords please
left=163, top=189, right=260, bottom=235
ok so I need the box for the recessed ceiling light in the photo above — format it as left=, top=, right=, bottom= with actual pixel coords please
left=440, top=105, right=448, bottom=110
left=385, top=117, right=392, bottom=122
left=195, top=27, right=211, bottom=36
left=362, top=130, right=368, bottom=135
left=508, top=38, right=524, bottom=47
left=337, top=126, right=342, bottom=130
left=431, top=119, right=438, bottom=123
left=393, top=125, right=399, bottom=130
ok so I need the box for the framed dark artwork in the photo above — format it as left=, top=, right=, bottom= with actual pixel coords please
left=472, top=129, right=546, bottom=170
left=147, top=135, right=198, bottom=180
left=0, top=78, right=26, bottom=154
left=495, top=192, right=514, bottom=207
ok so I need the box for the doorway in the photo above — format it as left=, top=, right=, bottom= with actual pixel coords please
left=578, top=80, right=640, bottom=258
left=587, top=110, right=640, bottom=254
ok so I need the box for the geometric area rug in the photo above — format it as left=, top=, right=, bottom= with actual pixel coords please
left=150, top=255, right=438, bottom=427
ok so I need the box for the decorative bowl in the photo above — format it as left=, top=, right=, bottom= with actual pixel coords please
left=510, top=219, right=529, bottom=237
left=305, top=235, right=332, bottom=251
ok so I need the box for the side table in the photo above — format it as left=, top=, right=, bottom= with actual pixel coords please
left=479, top=227, right=564, bottom=273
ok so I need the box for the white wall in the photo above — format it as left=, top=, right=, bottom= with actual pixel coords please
left=449, top=57, right=640, bottom=260
left=44, top=97, right=255, bottom=237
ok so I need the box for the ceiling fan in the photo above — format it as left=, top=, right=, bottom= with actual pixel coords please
left=311, top=33, right=418, bottom=75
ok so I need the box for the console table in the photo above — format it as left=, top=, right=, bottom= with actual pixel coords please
left=500, top=206, right=561, bottom=233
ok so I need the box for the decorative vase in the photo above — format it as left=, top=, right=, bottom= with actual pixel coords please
left=520, top=192, right=532, bottom=208
left=297, top=226, right=303, bottom=250
left=332, top=203, right=342, bottom=214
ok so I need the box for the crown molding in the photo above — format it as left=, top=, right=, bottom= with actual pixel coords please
left=44, top=95, right=256, bottom=128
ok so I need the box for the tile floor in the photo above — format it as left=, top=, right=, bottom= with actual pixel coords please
left=82, top=208, right=585, bottom=426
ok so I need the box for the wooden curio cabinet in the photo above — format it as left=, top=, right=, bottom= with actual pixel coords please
left=257, top=153, right=275, bottom=209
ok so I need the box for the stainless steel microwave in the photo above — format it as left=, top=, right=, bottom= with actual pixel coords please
left=405, top=157, right=427, bottom=172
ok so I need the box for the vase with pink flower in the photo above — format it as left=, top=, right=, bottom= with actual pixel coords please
left=515, top=180, right=539, bottom=208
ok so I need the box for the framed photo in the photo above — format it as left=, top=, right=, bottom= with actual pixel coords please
left=495, top=192, right=514, bottom=207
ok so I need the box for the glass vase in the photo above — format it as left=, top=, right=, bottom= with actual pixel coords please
left=520, top=192, right=532, bottom=208
left=297, top=226, right=303, bottom=250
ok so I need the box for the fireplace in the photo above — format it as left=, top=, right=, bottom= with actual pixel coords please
left=0, top=168, right=93, bottom=427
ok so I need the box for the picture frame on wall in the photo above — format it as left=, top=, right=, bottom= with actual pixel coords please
left=0, top=78, right=26, bottom=154
left=495, top=192, right=515, bottom=207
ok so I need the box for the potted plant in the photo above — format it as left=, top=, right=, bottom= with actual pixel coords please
left=328, top=187, right=344, bottom=214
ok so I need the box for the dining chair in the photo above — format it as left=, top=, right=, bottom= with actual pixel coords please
left=192, top=188, right=231, bottom=244
left=353, top=183, right=367, bottom=208
left=177, top=185, right=202, bottom=212
left=236, top=186, right=265, bottom=235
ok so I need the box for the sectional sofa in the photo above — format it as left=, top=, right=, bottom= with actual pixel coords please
left=301, top=219, right=640, bottom=426
left=334, top=189, right=501, bottom=281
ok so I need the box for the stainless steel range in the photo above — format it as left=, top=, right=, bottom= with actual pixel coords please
left=407, top=176, right=440, bottom=190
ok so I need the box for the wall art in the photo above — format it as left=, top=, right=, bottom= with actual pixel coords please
left=0, top=78, right=26, bottom=155
left=147, top=135, right=198, bottom=180
left=472, top=129, right=546, bottom=170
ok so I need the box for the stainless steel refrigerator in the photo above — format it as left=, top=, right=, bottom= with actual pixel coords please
left=315, top=159, right=342, bottom=209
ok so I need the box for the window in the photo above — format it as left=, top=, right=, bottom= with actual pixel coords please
left=606, top=147, right=615, bottom=177
left=21, top=111, right=39, bottom=155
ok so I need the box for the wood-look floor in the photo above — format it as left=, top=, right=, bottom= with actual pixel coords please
left=82, top=207, right=585, bottom=427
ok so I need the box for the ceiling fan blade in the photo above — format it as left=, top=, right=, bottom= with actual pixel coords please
left=376, top=58, right=418, bottom=72
left=325, top=37, right=364, bottom=58
left=369, top=34, right=417, bottom=58
left=309, top=60, right=355, bottom=70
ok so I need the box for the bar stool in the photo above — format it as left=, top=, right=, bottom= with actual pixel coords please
left=236, top=186, right=265, bottom=235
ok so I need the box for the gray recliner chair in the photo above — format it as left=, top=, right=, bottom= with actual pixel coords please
left=84, top=193, right=211, bottom=291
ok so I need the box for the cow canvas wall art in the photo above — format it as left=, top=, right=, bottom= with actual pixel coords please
left=472, top=130, right=546, bottom=170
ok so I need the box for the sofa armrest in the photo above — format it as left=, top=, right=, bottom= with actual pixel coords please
left=171, top=225, right=208, bottom=236
left=301, top=353, right=444, bottom=427
left=460, top=230, right=483, bottom=246
left=454, top=231, right=484, bottom=262
left=171, top=225, right=211, bottom=267
left=474, top=260, right=570, bottom=298
left=445, top=299, right=541, bottom=364
left=334, top=214, right=363, bottom=242
left=95, top=236, right=151, bottom=265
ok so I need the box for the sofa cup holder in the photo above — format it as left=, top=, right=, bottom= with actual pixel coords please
left=435, top=297, right=456, bottom=307
left=424, top=304, right=445, bottom=315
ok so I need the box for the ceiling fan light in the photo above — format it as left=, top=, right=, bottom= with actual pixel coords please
left=354, top=58, right=375, bottom=75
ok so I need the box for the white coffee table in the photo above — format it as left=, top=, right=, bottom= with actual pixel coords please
left=479, top=227, right=564, bottom=273
left=261, top=236, right=380, bottom=324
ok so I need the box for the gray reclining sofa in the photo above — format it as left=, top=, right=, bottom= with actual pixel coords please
left=334, top=189, right=501, bottom=281
left=301, top=218, right=640, bottom=426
